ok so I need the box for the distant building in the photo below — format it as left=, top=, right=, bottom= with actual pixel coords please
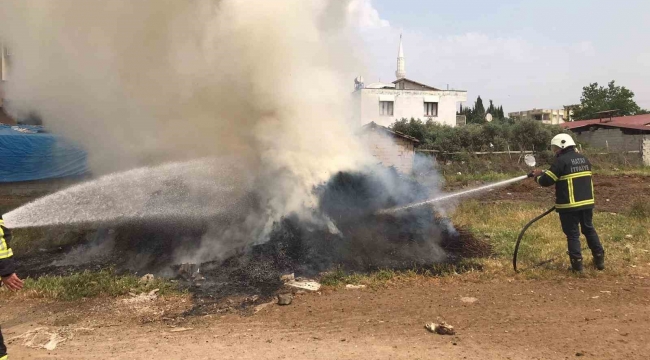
left=360, top=121, right=419, bottom=174
left=563, top=104, right=580, bottom=122
left=0, top=43, right=14, bottom=125
left=1, top=42, right=8, bottom=109
left=353, top=35, right=467, bottom=128
left=561, top=114, right=650, bottom=155
left=508, top=108, right=566, bottom=125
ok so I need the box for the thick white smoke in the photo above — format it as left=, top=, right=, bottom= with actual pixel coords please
left=0, top=0, right=377, bottom=261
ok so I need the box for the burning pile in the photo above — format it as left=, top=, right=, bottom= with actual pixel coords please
left=16, top=167, right=489, bottom=311
left=176, top=167, right=488, bottom=307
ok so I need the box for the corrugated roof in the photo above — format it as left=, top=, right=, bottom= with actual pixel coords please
left=581, top=122, right=650, bottom=132
left=561, top=114, right=650, bottom=130
left=361, top=122, right=420, bottom=143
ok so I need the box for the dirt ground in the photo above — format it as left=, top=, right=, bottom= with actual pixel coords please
left=1, top=174, right=649, bottom=359
left=477, top=174, right=650, bottom=213
left=2, top=276, right=649, bottom=359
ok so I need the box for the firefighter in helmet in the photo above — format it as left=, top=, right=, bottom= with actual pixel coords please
left=0, top=216, right=24, bottom=359
left=532, top=133, right=605, bottom=272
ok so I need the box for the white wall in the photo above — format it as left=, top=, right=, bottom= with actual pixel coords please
left=1, top=44, right=7, bottom=82
left=356, top=89, right=467, bottom=127
left=360, top=128, right=415, bottom=174
left=0, top=44, right=7, bottom=108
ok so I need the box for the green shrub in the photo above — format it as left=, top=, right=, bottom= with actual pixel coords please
left=391, top=118, right=570, bottom=153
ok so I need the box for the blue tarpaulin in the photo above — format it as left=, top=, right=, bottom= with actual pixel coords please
left=0, top=125, right=88, bottom=182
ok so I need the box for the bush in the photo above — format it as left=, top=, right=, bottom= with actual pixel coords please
left=390, top=118, right=573, bottom=153
left=629, top=199, right=650, bottom=219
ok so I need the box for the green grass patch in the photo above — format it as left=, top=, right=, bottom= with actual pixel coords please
left=319, top=259, right=487, bottom=288
left=16, top=269, right=180, bottom=301
left=629, top=199, right=650, bottom=219
left=451, top=200, right=650, bottom=278
left=10, top=227, right=91, bottom=256
left=320, top=267, right=419, bottom=288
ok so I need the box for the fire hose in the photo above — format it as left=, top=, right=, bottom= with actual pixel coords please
left=512, top=168, right=556, bottom=272
left=512, top=205, right=556, bottom=272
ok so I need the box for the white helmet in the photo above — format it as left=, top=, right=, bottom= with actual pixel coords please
left=550, top=133, right=576, bottom=149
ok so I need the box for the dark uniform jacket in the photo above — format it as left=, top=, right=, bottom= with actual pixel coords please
left=0, top=216, right=16, bottom=277
left=534, top=147, right=595, bottom=213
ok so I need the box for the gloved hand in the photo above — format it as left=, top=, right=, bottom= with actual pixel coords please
left=531, top=169, right=543, bottom=177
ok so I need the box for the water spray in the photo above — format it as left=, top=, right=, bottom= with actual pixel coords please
left=378, top=175, right=529, bottom=214
left=377, top=154, right=556, bottom=273
left=378, top=154, right=538, bottom=215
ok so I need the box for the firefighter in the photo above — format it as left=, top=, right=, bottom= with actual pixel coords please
left=0, top=216, right=24, bottom=359
left=532, top=133, right=605, bottom=272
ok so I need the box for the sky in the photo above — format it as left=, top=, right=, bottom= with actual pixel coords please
left=349, top=0, right=650, bottom=113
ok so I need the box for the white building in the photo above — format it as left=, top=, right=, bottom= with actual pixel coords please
left=360, top=122, right=419, bottom=174
left=0, top=43, right=8, bottom=109
left=353, top=36, right=467, bottom=128
left=0, top=43, right=13, bottom=124
left=508, top=108, right=567, bottom=125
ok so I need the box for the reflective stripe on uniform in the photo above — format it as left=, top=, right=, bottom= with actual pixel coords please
left=0, top=227, right=6, bottom=252
left=559, top=171, right=592, bottom=180
left=544, top=170, right=558, bottom=181
left=0, top=219, right=4, bottom=226
left=0, top=354, right=7, bottom=360
left=555, top=171, right=594, bottom=208
left=0, top=221, right=12, bottom=260
left=0, top=226, right=7, bottom=252
left=555, top=199, right=595, bottom=209
left=0, top=248, right=13, bottom=259
left=568, top=177, right=575, bottom=203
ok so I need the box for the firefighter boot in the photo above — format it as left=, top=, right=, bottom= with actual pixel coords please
left=593, top=252, right=605, bottom=271
left=569, top=257, right=583, bottom=273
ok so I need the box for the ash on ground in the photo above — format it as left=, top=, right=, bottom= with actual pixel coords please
left=15, top=167, right=490, bottom=315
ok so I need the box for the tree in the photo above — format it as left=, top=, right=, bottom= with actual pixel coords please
left=388, top=117, right=566, bottom=153
left=474, top=96, right=485, bottom=122
left=459, top=96, right=506, bottom=123
left=497, top=106, right=505, bottom=119
left=391, top=118, right=426, bottom=143
left=573, top=81, right=646, bottom=120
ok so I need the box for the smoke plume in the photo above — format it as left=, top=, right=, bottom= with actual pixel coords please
left=1, top=1, right=380, bottom=258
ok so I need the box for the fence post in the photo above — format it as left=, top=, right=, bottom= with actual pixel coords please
left=643, top=135, right=650, bottom=166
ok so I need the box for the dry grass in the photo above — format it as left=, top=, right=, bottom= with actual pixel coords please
left=0, top=269, right=181, bottom=301
left=315, top=195, right=650, bottom=286
left=451, top=200, right=650, bottom=278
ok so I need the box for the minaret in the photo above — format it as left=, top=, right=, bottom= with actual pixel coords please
left=395, top=34, right=406, bottom=79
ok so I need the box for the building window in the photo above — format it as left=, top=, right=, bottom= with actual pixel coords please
left=424, top=102, right=438, bottom=117
left=379, top=101, right=394, bottom=116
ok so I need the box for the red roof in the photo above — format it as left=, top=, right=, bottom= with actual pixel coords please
left=561, top=114, right=650, bottom=130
